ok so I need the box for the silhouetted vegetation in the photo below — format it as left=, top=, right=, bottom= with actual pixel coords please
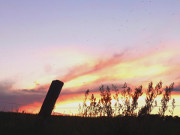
left=139, top=81, right=163, bottom=116
left=159, top=83, right=174, bottom=116
left=79, top=81, right=175, bottom=117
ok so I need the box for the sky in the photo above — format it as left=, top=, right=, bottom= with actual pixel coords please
left=0, top=0, right=180, bottom=115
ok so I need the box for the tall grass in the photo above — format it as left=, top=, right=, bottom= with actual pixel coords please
left=79, top=81, right=175, bottom=117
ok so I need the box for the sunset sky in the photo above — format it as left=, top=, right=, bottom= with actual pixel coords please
left=0, top=0, right=180, bottom=116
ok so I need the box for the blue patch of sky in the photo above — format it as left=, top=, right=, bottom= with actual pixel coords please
left=0, top=0, right=180, bottom=50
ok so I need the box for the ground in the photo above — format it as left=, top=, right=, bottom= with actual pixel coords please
left=0, top=112, right=180, bottom=135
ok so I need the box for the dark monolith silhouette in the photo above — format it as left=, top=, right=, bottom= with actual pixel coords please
left=39, top=80, right=64, bottom=117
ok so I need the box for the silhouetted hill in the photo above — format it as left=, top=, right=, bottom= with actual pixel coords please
left=0, top=112, right=180, bottom=135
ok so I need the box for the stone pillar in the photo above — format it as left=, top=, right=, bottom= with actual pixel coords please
left=39, top=80, right=64, bottom=117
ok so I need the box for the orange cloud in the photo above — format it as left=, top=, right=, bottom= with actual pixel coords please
left=18, top=102, right=41, bottom=114
left=11, top=43, right=180, bottom=115
left=61, top=44, right=180, bottom=91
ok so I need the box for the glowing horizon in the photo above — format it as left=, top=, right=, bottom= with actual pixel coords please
left=18, top=87, right=180, bottom=116
left=2, top=43, right=180, bottom=116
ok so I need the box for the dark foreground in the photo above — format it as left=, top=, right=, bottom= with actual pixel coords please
left=0, top=112, right=180, bottom=135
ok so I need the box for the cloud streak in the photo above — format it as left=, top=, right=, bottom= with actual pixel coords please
left=1, top=44, right=180, bottom=113
left=61, top=51, right=126, bottom=82
left=61, top=44, right=180, bottom=91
